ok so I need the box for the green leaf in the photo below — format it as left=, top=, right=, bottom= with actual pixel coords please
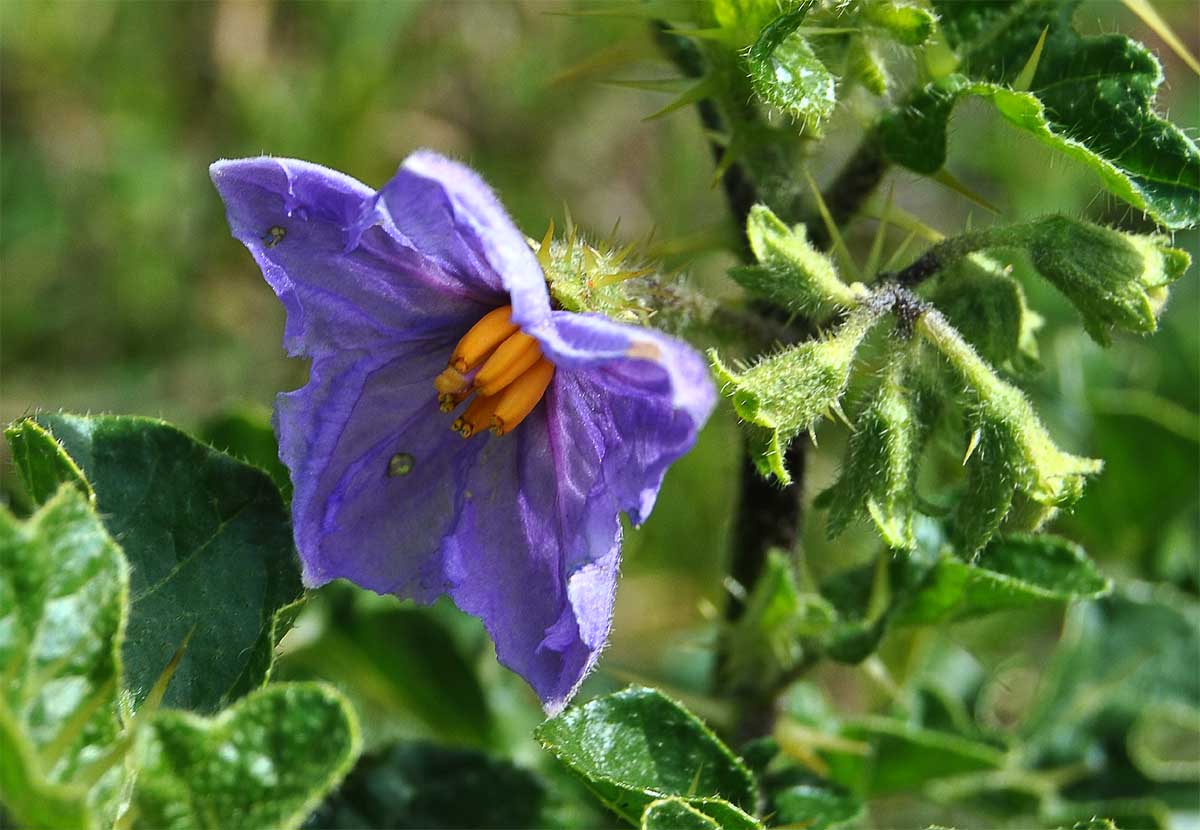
left=278, top=604, right=495, bottom=749
left=0, top=487, right=129, bottom=829
left=198, top=404, right=292, bottom=501
left=132, top=682, right=360, bottom=830
left=748, top=6, right=837, bottom=129
left=893, top=534, right=1111, bottom=625
left=839, top=716, right=1005, bottom=795
left=535, top=687, right=758, bottom=827
left=3, top=419, right=91, bottom=505
left=886, top=0, right=1200, bottom=229
left=710, top=308, right=879, bottom=484
left=756, top=754, right=865, bottom=830
left=8, top=414, right=304, bottom=713
left=306, top=740, right=546, bottom=829
left=719, top=551, right=836, bottom=695
left=930, top=254, right=1041, bottom=373
left=736, top=204, right=860, bottom=318
left=641, top=798, right=722, bottom=830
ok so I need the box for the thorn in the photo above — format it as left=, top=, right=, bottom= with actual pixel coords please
left=803, top=169, right=860, bottom=281
left=962, top=428, right=982, bottom=465
left=1013, top=26, right=1049, bottom=92
left=643, top=76, right=718, bottom=122
left=882, top=229, right=919, bottom=272
left=807, top=425, right=820, bottom=447
left=830, top=399, right=855, bottom=431
left=1121, top=0, right=1200, bottom=76
left=537, top=219, right=554, bottom=271
left=865, top=183, right=894, bottom=279
left=931, top=169, right=1001, bottom=214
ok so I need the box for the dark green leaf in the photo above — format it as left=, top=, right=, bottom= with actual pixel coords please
left=132, top=683, right=360, bottom=830
left=765, top=770, right=864, bottom=830
left=748, top=7, right=837, bottom=128
left=3, top=419, right=91, bottom=504
left=278, top=604, right=495, bottom=749
left=198, top=404, right=292, bottom=500
left=535, top=687, right=758, bottom=827
left=930, top=254, right=1041, bottom=373
left=0, top=487, right=129, bottom=829
left=886, top=1, right=1200, bottom=228
left=894, top=534, right=1111, bottom=625
left=840, top=716, right=1005, bottom=795
left=10, top=414, right=303, bottom=713
left=306, top=740, right=545, bottom=829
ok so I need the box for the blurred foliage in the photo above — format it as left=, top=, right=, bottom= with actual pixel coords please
left=2, top=1, right=1197, bottom=828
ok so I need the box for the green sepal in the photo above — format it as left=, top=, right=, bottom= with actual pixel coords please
left=930, top=254, right=1042, bottom=373
left=819, top=354, right=928, bottom=550
left=535, top=687, right=759, bottom=828
left=0, top=486, right=130, bottom=829
left=710, top=309, right=879, bottom=484
left=861, top=0, right=935, bottom=46
left=846, top=35, right=889, bottom=97
left=747, top=5, right=836, bottom=130
left=131, top=682, right=361, bottom=830
left=883, top=2, right=1200, bottom=229
left=919, top=313, right=1101, bottom=553
left=737, top=204, right=861, bottom=318
left=1025, top=215, right=1189, bottom=345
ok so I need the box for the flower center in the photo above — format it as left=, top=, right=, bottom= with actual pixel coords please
left=433, top=305, right=556, bottom=438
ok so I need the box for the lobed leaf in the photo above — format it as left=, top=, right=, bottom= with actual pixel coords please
left=8, top=413, right=304, bottom=714
left=131, top=682, right=360, bottom=830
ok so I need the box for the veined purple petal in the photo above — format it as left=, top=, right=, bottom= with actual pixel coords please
left=210, top=157, right=490, bottom=357
left=369, top=150, right=553, bottom=330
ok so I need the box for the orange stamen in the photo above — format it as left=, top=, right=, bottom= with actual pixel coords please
left=474, top=331, right=542, bottom=397
left=448, top=305, right=518, bottom=373
left=491, top=358, right=555, bottom=436
left=451, top=392, right=502, bottom=439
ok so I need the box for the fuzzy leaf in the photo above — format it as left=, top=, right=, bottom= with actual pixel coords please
left=199, top=405, right=292, bottom=500
left=862, top=0, right=934, bottom=46
left=710, top=309, right=878, bottom=484
left=306, top=740, right=546, bottom=829
left=9, top=414, right=304, bottom=713
left=132, top=683, right=360, bottom=830
left=3, top=419, right=92, bottom=505
left=0, top=487, right=129, bottom=829
left=884, top=0, right=1200, bottom=229
left=535, top=687, right=758, bottom=827
left=737, top=204, right=859, bottom=317
left=748, top=6, right=837, bottom=128
left=894, top=534, right=1111, bottom=625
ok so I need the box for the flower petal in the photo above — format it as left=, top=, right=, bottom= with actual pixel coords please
left=441, top=398, right=621, bottom=714
left=211, top=156, right=489, bottom=357
left=368, top=150, right=553, bottom=330
left=530, top=312, right=717, bottom=522
left=280, top=337, right=486, bottom=599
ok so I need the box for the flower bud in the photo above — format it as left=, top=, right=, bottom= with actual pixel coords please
left=930, top=254, right=1041, bottom=374
left=736, top=204, right=861, bottom=319
left=711, top=308, right=878, bottom=484
left=1027, top=215, right=1189, bottom=345
left=919, top=311, right=1102, bottom=553
left=818, top=356, right=931, bottom=549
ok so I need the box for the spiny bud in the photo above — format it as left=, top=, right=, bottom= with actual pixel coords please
left=735, top=204, right=863, bottom=319
left=931, top=254, right=1042, bottom=374
left=1026, top=215, right=1189, bottom=345
left=818, top=355, right=931, bottom=550
left=534, top=219, right=714, bottom=334
left=710, top=307, right=879, bottom=484
left=920, top=311, right=1102, bottom=554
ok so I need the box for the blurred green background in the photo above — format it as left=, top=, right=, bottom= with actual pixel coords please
left=2, top=0, right=1197, bottom=824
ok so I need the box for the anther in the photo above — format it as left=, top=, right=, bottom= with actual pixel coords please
left=474, top=332, right=542, bottom=397
left=448, top=305, right=518, bottom=374
left=491, top=358, right=555, bottom=436
left=452, top=393, right=502, bottom=439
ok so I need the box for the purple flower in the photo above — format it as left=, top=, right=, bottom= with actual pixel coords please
left=210, top=151, right=715, bottom=712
